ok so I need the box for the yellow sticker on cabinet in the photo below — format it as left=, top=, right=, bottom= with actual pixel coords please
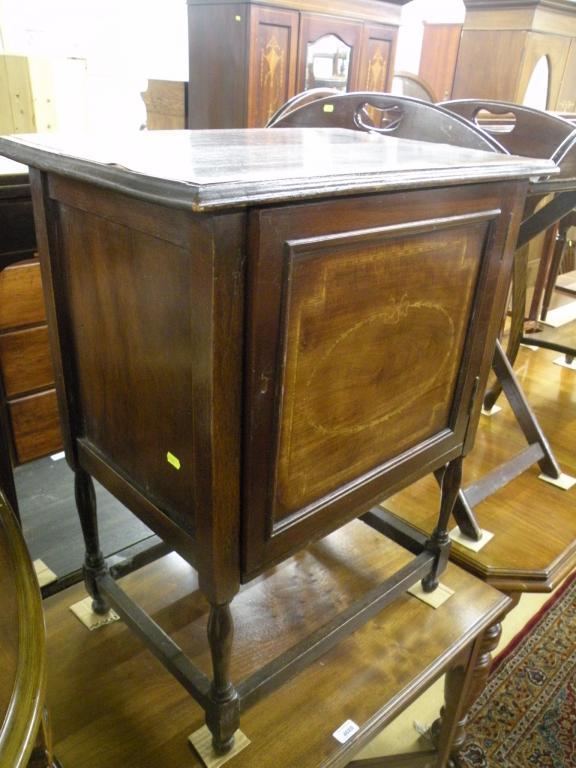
left=323, top=104, right=335, bottom=113
left=235, top=14, right=242, bottom=21
left=167, top=451, right=181, bottom=470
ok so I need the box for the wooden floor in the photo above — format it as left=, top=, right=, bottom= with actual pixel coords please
left=39, top=339, right=575, bottom=767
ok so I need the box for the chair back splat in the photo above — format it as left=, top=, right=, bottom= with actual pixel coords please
left=441, top=99, right=576, bottom=178
left=268, top=91, right=507, bottom=154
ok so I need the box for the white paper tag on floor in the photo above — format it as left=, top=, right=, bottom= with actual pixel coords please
left=520, top=342, right=540, bottom=351
left=450, top=527, right=494, bottom=552
left=333, top=719, right=359, bottom=744
left=189, top=726, right=250, bottom=767
left=553, top=355, right=576, bottom=370
left=481, top=404, right=502, bottom=417
left=540, top=301, right=576, bottom=327
left=538, top=472, right=576, bottom=490
left=50, top=450, right=66, bottom=461
left=33, top=559, right=58, bottom=588
left=70, top=595, right=120, bottom=631
left=408, top=581, right=454, bottom=608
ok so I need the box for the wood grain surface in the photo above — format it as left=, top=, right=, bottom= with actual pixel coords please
left=383, top=345, right=576, bottom=592
left=43, top=522, right=509, bottom=768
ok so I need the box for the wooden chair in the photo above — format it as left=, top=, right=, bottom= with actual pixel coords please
left=442, top=100, right=576, bottom=323
left=434, top=99, right=576, bottom=497
left=440, top=99, right=576, bottom=173
left=0, top=488, right=58, bottom=767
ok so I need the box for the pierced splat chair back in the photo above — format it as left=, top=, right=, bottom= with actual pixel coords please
left=441, top=99, right=576, bottom=179
left=267, top=91, right=507, bottom=154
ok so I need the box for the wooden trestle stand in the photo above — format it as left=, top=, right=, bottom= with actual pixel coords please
left=0, top=128, right=552, bottom=756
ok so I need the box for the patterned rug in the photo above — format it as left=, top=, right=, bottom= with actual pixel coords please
left=458, top=572, right=576, bottom=768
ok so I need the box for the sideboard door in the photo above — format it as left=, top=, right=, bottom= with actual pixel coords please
left=356, top=24, right=397, bottom=93
left=247, top=6, right=299, bottom=127
left=242, top=184, right=519, bottom=578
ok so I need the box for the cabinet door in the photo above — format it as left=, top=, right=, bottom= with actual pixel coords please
left=247, top=7, right=299, bottom=128
left=243, top=184, right=519, bottom=578
left=356, top=24, right=397, bottom=93
left=298, top=15, right=362, bottom=93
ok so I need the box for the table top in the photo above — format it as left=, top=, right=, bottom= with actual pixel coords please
left=45, top=521, right=510, bottom=767
left=0, top=128, right=556, bottom=211
left=0, top=491, right=46, bottom=768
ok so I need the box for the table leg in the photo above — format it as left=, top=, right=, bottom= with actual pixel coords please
left=75, top=468, right=109, bottom=615
left=435, top=592, right=519, bottom=761
left=206, top=602, right=240, bottom=754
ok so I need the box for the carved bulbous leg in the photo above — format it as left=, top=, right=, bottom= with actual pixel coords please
left=433, top=592, right=519, bottom=759
left=75, top=469, right=109, bottom=615
left=206, top=602, right=240, bottom=754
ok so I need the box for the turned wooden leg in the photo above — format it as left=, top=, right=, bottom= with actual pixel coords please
left=434, top=592, right=520, bottom=759
left=75, top=468, right=109, bottom=615
left=206, top=602, right=240, bottom=754
left=422, top=457, right=462, bottom=593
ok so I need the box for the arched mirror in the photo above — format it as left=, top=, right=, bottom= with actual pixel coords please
left=304, top=34, right=352, bottom=92
left=523, top=56, right=550, bottom=111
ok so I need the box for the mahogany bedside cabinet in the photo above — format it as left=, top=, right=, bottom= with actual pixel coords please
left=0, top=128, right=553, bottom=753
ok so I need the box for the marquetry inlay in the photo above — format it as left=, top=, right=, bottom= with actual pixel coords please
left=272, top=219, right=489, bottom=521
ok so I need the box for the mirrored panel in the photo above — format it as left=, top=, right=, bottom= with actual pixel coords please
left=305, top=35, right=352, bottom=92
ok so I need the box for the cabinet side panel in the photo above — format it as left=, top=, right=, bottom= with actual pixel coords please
left=452, top=30, right=526, bottom=101
left=188, top=4, right=248, bottom=128
left=58, top=203, right=198, bottom=533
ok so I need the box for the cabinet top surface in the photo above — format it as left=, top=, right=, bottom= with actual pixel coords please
left=0, top=128, right=555, bottom=211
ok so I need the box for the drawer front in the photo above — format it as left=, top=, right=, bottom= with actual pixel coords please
left=243, top=184, right=520, bottom=577
left=9, top=389, right=62, bottom=464
left=0, top=325, right=54, bottom=397
left=0, top=261, right=46, bottom=330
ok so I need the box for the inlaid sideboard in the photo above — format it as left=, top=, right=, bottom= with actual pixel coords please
left=187, top=0, right=409, bottom=128
left=0, top=128, right=554, bottom=753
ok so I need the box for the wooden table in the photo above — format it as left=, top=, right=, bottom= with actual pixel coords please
left=376, top=363, right=576, bottom=756
left=0, top=128, right=552, bottom=752
left=0, top=488, right=54, bottom=767
left=44, top=522, right=511, bottom=768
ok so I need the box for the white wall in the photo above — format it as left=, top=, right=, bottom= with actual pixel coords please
left=396, top=0, right=465, bottom=74
left=0, top=0, right=189, bottom=130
